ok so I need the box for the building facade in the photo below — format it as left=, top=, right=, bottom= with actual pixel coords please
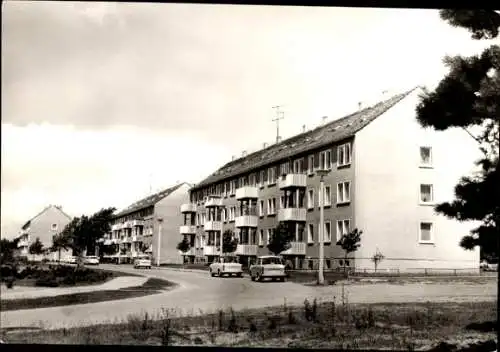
left=15, top=205, right=73, bottom=261
left=99, top=182, right=191, bottom=265
left=183, top=88, right=481, bottom=272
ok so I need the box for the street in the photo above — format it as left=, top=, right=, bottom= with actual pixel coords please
left=1, top=264, right=497, bottom=330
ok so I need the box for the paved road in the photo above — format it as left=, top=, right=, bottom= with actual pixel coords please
left=1, top=264, right=496, bottom=330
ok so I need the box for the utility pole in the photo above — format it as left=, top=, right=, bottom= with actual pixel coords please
left=157, top=217, right=163, bottom=267
left=272, top=105, right=284, bottom=144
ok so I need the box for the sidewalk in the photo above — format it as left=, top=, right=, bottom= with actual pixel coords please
left=1, top=276, right=148, bottom=300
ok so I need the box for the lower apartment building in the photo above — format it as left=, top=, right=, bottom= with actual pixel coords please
left=180, top=87, right=481, bottom=272
left=98, top=182, right=191, bottom=265
left=15, top=205, right=73, bottom=261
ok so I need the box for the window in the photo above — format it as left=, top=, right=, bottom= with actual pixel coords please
left=307, top=189, right=315, bottom=209
left=267, top=229, right=272, bottom=244
left=293, top=159, right=304, bottom=173
left=249, top=173, right=256, bottom=186
left=420, top=184, right=434, bottom=204
left=336, top=219, right=350, bottom=241
left=268, top=167, right=276, bottom=185
left=259, top=200, right=264, bottom=217
left=337, top=181, right=351, bottom=204
left=319, top=149, right=332, bottom=170
left=51, top=223, right=58, bottom=231
left=259, top=230, right=264, bottom=246
left=307, top=224, right=314, bottom=243
left=280, top=162, right=290, bottom=176
left=324, top=186, right=331, bottom=206
left=259, top=170, right=266, bottom=187
left=337, top=143, right=352, bottom=167
left=230, top=180, right=237, bottom=195
left=419, top=222, right=434, bottom=243
left=420, top=146, right=432, bottom=167
left=280, top=195, right=285, bottom=209
left=308, top=155, right=314, bottom=174
left=324, top=222, right=332, bottom=243
left=267, top=198, right=276, bottom=215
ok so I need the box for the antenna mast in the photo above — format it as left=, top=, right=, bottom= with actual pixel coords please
left=272, top=105, right=284, bottom=143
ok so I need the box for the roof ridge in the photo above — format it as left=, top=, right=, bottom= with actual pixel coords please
left=192, top=88, right=416, bottom=190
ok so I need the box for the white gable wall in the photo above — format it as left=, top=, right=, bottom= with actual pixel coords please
left=353, top=88, right=481, bottom=272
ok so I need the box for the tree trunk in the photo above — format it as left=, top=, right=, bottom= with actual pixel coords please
left=58, top=249, right=61, bottom=264
left=344, top=252, right=349, bottom=279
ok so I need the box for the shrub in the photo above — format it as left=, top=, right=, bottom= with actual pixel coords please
left=35, top=276, right=59, bottom=287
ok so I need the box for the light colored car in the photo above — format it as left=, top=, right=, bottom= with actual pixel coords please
left=65, top=256, right=77, bottom=264
left=83, top=256, right=100, bottom=265
left=249, top=255, right=286, bottom=282
left=480, top=260, right=498, bottom=272
left=209, top=256, right=243, bottom=277
left=134, top=255, right=152, bottom=269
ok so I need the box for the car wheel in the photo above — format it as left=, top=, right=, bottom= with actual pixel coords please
left=210, top=269, right=215, bottom=277
left=217, top=269, right=221, bottom=277
left=279, top=277, right=286, bottom=282
left=250, top=274, right=255, bottom=281
left=236, top=273, right=242, bottom=278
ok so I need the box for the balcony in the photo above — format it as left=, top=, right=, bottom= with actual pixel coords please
left=235, top=186, right=259, bottom=200
left=235, top=244, right=258, bottom=256
left=122, top=221, right=133, bottom=229
left=122, top=237, right=132, bottom=243
left=278, top=208, right=307, bottom=222
left=180, top=203, right=197, bottom=213
left=235, top=215, right=259, bottom=228
left=111, top=223, right=123, bottom=231
left=204, top=221, right=222, bottom=231
left=131, top=219, right=145, bottom=227
left=180, top=225, right=197, bottom=234
left=203, top=246, right=221, bottom=256
left=281, top=241, right=306, bottom=255
left=179, top=248, right=196, bottom=256
left=279, top=174, right=307, bottom=189
left=205, top=197, right=224, bottom=207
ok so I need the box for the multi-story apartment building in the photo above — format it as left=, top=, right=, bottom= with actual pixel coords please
left=15, top=204, right=73, bottom=260
left=184, top=87, right=481, bottom=272
left=99, top=182, right=191, bottom=265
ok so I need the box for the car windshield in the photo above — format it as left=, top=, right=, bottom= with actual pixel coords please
left=137, top=256, right=150, bottom=260
left=261, top=257, right=282, bottom=265
left=223, top=257, right=238, bottom=263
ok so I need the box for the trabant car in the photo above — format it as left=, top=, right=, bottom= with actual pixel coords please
left=249, top=255, right=286, bottom=282
left=209, top=255, right=243, bottom=277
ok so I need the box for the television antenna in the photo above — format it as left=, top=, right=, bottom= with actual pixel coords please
left=272, top=105, right=285, bottom=144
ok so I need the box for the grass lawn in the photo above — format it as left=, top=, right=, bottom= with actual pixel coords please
left=0, top=278, right=176, bottom=312
left=1, top=299, right=496, bottom=350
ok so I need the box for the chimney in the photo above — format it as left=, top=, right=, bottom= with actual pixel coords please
left=302, top=125, right=306, bottom=133
left=242, top=150, right=247, bottom=157
left=263, top=142, right=268, bottom=149
left=232, top=155, right=236, bottom=161
left=276, top=136, right=282, bottom=143
left=322, top=116, right=328, bottom=125
left=358, top=102, right=363, bottom=110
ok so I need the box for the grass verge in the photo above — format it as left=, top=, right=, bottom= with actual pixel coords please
left=1, top=299, right=496, bottom=350
left=1, top=278, right=176, bottom=312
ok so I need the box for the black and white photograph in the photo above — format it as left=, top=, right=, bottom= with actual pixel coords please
left=1, top=2, right=498, bottom=350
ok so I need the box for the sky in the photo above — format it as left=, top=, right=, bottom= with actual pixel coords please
left=1, top=2, right=495, bottom=238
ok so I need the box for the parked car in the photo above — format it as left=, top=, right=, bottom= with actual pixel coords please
left=249, top=255, right=286, bottom=282
left=209, top=256, right=243, bottom=278
left=83, top=256, right=100, bottom=266
left=480, top=260, right=498, bottom=272
left=65, top=256, right=77, bottom=264
left=134, top=255, right=152, bottom=269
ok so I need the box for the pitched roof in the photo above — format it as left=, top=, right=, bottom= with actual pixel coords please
left=19, top=205, right=73, bottom=234
left=113, top=182, right=188, bottom=218
left=192, top=88, right=417, bottom=191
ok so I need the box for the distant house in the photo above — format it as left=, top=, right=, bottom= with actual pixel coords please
left=15, top=205, right=73, bottom=261
left=98, top=183, right=191, bottom=265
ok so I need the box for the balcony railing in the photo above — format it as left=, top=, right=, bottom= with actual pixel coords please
left=111, top=223, right=123, bottom=231
left=278, top=208, right=307, bottom=222
left=204, top=221, right=222, bottom=231
left=122, top=221, right=133, bottom=229
left=203, top=245, right=221, bottom=256
left=205, top=197, right=224, bottom=207
left=180, top=203, right=197, bottom=213
left=279, top=174, right=307, bottom=189
left=281, top=241, right=306, bottom=255
left=179, top=248, right=196, bottom=256
left=235, top=244, right=258, bottom=256
left=235, top=215, right=259, bottom=228
left=180, top=225, right=197, bottom=234
left=131, top=220, right=145, bottom=227
left=235, top=186, right=259, bottom=200
left=121, top=237, right=132, bottom=243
